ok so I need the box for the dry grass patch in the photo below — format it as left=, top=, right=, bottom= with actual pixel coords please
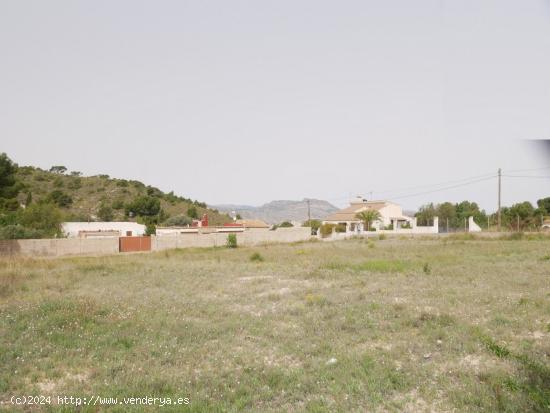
left=1, top=238, right=549, bottom=411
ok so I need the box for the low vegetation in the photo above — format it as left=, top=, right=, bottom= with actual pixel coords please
left=1, top=237, right=549, bottom=411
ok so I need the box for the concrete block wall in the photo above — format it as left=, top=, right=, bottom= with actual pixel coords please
left=0, top=238, right=119, bottom=257
left=151, top=227, right=312, bottom=251
left=0, top=228, right=313, bottom=257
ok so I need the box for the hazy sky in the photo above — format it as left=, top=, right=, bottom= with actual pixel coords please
left=1, top=0, right=549, bottom=211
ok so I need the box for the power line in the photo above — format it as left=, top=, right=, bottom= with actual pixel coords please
left=505, top=166, right=550, bottom=173
left=368, top=172, right=496, bottom=196
left=387, top=175, right=496, bottom=201
left=325, top=172, right=497, bottom=202
left=324, top=167, right=546, bottom=205
left=502, top=175, right=550, bottom=179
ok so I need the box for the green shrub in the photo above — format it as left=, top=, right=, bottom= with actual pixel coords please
left=507, top=232, right=524, bottom=240
left=335, top=223, right=347, bottom=233
left=164, top=215, right=192, bottom=226
left=0, top=224, right=43, bottom=239
left=226, top=234, right=237, bottom=248
left=320, top=224, right=336, bottom=238
left=423, top=263, right=432, bottom=274
left=67, top=178, right=81, bottom=190
left=53, top=177, right=64, bottom=188
left=278, top=221, right=293, bottom=228
left=18, top=202, right=63, bottom=237
left=112, top=199, right=124, bottom=210
left=126, top=196, right=160, bottom=217
left=250, top=252, right=264, bottom=262
left=378, top=234, right=386, bottom=240
left=97, top=203, right=114, bottom=222
left=145, top=223, right=156, bottom=235
left=47, top=190, right=72, bottom=207
left=302, top=219, right=321, bottom=235
left=187, top=206, right=199, bottom=219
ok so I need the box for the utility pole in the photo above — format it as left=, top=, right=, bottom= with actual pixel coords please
left=446, top=218, right=449, bottom=233
left=497, top=168, right=502, bottom=232
left=307, top=199, right=311, bottom=223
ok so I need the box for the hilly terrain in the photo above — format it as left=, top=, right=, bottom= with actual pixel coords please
left=214, top=199, right=338, bottom=224
left=14, top=166, right=231, bottom=225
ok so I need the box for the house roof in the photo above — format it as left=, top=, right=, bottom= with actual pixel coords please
left=323, top=201, right=388, bottom=222
left=235, top=219, right=270, bottom=228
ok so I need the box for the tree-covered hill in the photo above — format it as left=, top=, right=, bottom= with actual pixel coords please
left=0, top=153, right=231, bottom=238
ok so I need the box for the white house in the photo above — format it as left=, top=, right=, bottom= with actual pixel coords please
left=62, top=222, right=146, bottom=238
left=322, top=198, right=413, bottom=233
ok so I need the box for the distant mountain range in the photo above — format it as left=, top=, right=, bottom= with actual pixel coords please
left=213, top=199, right=339, bottom=224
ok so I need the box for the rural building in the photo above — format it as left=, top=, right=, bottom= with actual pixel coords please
left=234, top=219, right=270, bottom=229
left=62, top=222, right=146, bottom=238
left=156, top=218, right=271, bottom=236
left=323, top=198, right=412, bottom=232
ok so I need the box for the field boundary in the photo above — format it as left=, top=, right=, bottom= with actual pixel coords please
left=0, top=227, right=312, bottom=258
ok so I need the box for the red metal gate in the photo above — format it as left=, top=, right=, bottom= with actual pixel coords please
left=119, top=236, right=151, bottom=252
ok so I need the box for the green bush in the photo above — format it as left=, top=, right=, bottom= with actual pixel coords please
left=278, top=221, right=293, bottom=228
left=187, top=206, right=199, bottom=219
left=250, top=252, right=264, bottom=262
left=47, top=190, right=73, bottom=208
left=53, top=177, right=64, bottom=188
left=164, top=215, right=192, bottom=226
left=97, top=203, right=114, bottom=222
left=145, top=223, right=156, bottom=235
left=320, top=223, right=336, bottom=238
left=112, top=199, right=124, bottom=210
left=18, top=202, right=63, bottom=237
left=335, top=223, right=347, bottom=233
left=302, top=219, right=321, bottom=229
left=0, top=224, right=43, bottom=239
left=226, top=233, right=237, bottom=248
left=67, top=178, right=81, bottom=190
left=0, top=198, right=20, bottom=211
left=126, top=196, right=161, bottom=217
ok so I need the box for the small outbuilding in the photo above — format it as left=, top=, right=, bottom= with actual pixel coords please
left=62, top=222, right=146, bottom=238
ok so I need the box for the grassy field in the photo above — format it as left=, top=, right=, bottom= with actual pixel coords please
left=1, top=237, right=549, bottom=412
